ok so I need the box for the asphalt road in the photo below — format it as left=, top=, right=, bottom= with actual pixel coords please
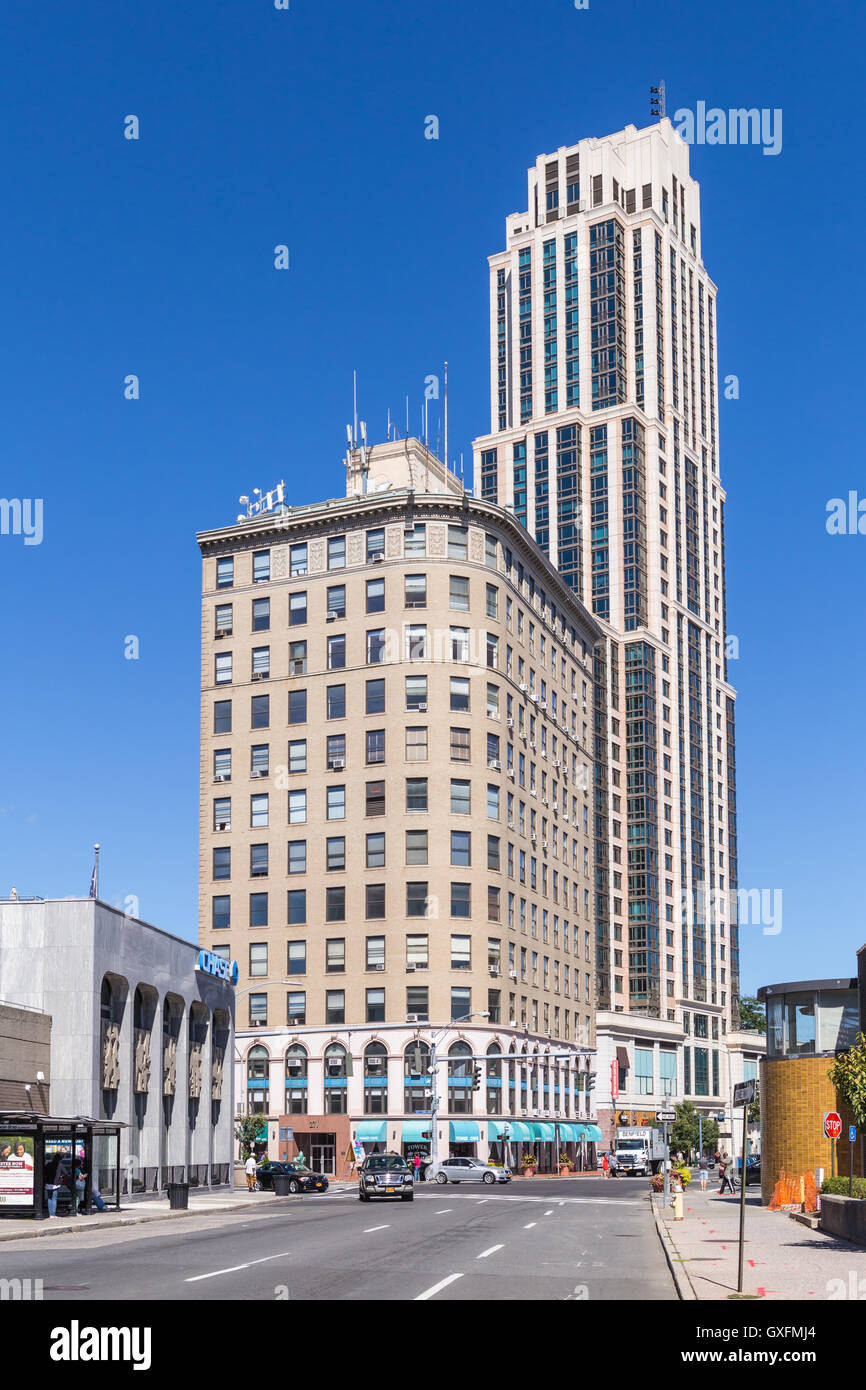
left=7, top=1177, right=675, bottom=1302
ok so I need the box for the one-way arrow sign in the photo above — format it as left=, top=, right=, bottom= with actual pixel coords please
left=656, top=1109, right=676, bottom=1122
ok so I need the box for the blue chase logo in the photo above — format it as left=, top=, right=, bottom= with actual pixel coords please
left=197, top=949, right=238, bottom=986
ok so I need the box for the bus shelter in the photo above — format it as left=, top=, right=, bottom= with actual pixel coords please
left=0, top=1112, right=124, bottom=1220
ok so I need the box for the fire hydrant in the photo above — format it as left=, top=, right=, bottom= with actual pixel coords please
left=670, top=1178, right=684, bottom=1220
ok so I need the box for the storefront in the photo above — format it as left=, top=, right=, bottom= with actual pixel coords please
left=485, top=1119, right=601, bottom=1172
left=399, top=1119, right=431, bottom=1165
left=448, top=1120, right=481, bottom=1158
left=0, top=1112, right=124, bottom=1220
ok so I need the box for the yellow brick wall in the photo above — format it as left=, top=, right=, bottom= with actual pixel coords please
left=760, top=1056, right=863, bottom=1203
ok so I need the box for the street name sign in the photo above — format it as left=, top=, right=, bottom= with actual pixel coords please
left=733, top=1079, right=756, bottom=1106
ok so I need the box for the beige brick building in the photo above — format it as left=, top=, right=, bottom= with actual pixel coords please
left=197, top=439, right=602, bottom=1172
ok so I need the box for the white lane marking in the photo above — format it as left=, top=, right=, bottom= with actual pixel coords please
left=524, top=1222, right=537, bottom=1229
left=185, top=1251, right=291, bottom=1283
left=363, top=1225, right=390, bottom=1233
left=415, top=1272, right=464, bottom=1301
left=477, top=1244, right=504, bottom=1259
left=436, top=1209, right=453, bottom=1214
left=544, top=1209, right=554, bottom=1216
left=413, top=1193, right=638, bottom=1206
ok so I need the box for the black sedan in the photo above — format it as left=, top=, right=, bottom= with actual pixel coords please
left=254, top=1162, right=328, bottom=1194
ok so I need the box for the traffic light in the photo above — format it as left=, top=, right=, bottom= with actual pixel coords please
left=472, top=1066, right=483, bottom=1092
left=587, top=1072, right=596, bottom=1091
left=421, top=1131, right=432, bottom=1141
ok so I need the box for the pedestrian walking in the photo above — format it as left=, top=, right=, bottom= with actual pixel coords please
left=601, top=1152, right=610, bottom=1178
left=717, top=1150, right=736, bottom=1195
left=244, top=1152, right=257, bottom=1192
left=608, top=1152, right=619, bottom=1179
left=698, top=1154, right=709, bottom=1191
left=413, top=1153, right=422, bottom=1183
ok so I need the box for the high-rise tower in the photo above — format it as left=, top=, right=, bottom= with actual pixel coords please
left=473, top=118, right=743, bottom=1143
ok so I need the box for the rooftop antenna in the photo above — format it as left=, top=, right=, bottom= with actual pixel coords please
left=360, top=420, right=368, bottom=495
left=405, top=395, right=409, bottom=440
left=444, top=359, right=448, bottom=475
left=352, top=370, right=359, bottom=447
left=387, top=407, right=391, bottom=441
left=650, top=80, right=666, bottom=120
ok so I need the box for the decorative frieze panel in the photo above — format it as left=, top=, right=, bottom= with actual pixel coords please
left=133, top=1028, right=152, bottom=1094
left=101, top=1021, right=120, bottom=1091
left=212, top=1046, right=225, bottom=1101
left=189, top=1041, right=204, bottom=1099
left=163, top=1037, right=177, bottom=1096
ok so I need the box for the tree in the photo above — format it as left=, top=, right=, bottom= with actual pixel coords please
left=669, top=1101, right=719, bottom=1159
left=737, top=996, right=766, bottom=1033
left=235, top=1114, right=265, bottom=1158
left=828, top=1032, right=866, bottom=1130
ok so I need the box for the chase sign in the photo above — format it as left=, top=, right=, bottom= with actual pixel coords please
left=197, top=949, right=238, bottom=987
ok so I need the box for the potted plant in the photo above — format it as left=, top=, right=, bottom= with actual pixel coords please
left=558, top=1151, right=573, bottom=1176
left=650, top=1172, right=665, bottom=1192
left=521, top=1151, right=538, bottom=1176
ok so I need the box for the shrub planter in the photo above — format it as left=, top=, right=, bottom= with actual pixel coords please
left=522, top=1165, right=537, bottom=1177
left=819, top=1194, right=866, bottom=1246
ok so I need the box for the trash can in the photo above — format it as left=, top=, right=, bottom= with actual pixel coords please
left=167, top=1182, right=189, bottom=1210
left=273, top=1173, right=293, bottom=1196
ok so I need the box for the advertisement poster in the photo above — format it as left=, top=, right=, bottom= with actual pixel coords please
left=0, top=1135, right=35, bottom=1207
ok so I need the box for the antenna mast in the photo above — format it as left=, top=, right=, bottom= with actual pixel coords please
left=444, top=359, right=448, bottom=471
left=650, top=80, right=666, bottom=120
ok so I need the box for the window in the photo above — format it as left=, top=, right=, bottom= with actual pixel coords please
left=249, top=892, right=268, bottom=928
left=366, top=678, right=385, bottom=714
left=289, top=689, right=307, bottom=724
left=448, top=524, right=468, bottom=559
left=288, top=840, right=306, bottom=875
left=451, top=883, right=471, bottom=917
left=451, top=830, right=471, bottom=866
left=366, top=988, right=386, bottom=1024
left=326, top=733, right=345, bottom=767
left=487, top=784, right=500, bottom=819
left=212, top=895, right=230, bottom=929
left=213, top=798, right=231, bottom=831
left=366, top=780, right=385, bottom=817
left=366, top=578, right=385, bottom=613
left=635, top=1048, right=654, bottom=1095
left=406, top=676, right=427, bottom=710
left=249, top=942, right=267, bottom=978
left=407, top=935, right=429, bottom=968
left=486, top=684, right=500, bottom=718
left=660, top=1051, right=676, bottom=1096
left=406, top=987, right=429, bottom=1023
left=406, top=829, right=428, bottom=864
left=405, top=573, right=427, bottom=607
left=289, top=592, right=307, bottom=626
left=450, top=727, right=470, bottom=762
left=405, top=624, right=427, bottom=660
left=405, top=523, right=426, bottom=556
left=287, top=992, right=306, bottom=1025
left=250, top=843, right=268, bottom=877
left=488, top=886, right=501, bottom=921
left=326, top=887, right=346, bottom=922
left=405, top=726, right=427, bottom=761
left=253, top=550, right=270, bottom=583
left=366, top=883, right=386, bottom=919
left=288, top=789, right=306, bottom=824
left=290, top=543, right=307, bottom=577
left=287, top=941, right=306, bottom=975
left=288, top=740, right=306, bottom=774
left=407, top=882, right=429, bottom=916
left=327, top=634, right=346, bottom=669
left=366, top=528, right=385, bottom=561
left=367, top=629, right=386, bottom=663
left=216, top=557, right=233, bottom=588
left=451, top=987, right=471, bottom=1021
left=326, top=938, right=346, bottom=971
left=325, top=836, right=345, bottom=871
left=328, top=536, right=346, bottom=570
left=327, top=684, right=346, bottom=719
left=326, top=991, right=345, bottom=1024
left=251, top=694, right=269, bottom=729
left=450, top=779, right=470, bottom=814
left=214, top=748, right=231, bottom=780
left=450, top=677, right=469, bottom=711
left=213, top=847, right=230, bottom=880
left=449, top=574, right=470, bottom=610
left=251, top=794, right=268, bottom=827
left=289, top=640, right=307, bottom=674
left=249, top=993, right=267, bottom=1027
left=215, top=653, right=232, bottom=685
left=288, top=889, right=306, bottom=924
left=327, top=785, right=346, bottom=820
left=215, top=604, right=232, bottom=635
left=487, top=835, right=501, bottom=870
left=486, top=634, right=499, bottom=668
left=486, top=584, right=498, bottom=619
left=450, top=627, right=469, bottom=661
left=366, top=832, right=386, bottom=868
left=367, top=936, right=386, bottom=969
left=250, top=744, right=268, bottom=777
left=366, top=728, right=385, bottom=764
left=406, top=778, right=428, bottom=812
left=451, top=935, right=471, bottom=969
left=326, top=584, right=346, bottom=619
left=214, top=700, right=231, bottom=734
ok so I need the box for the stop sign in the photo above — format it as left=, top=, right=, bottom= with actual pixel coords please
left=824, top=1112, right=842, bottom=1140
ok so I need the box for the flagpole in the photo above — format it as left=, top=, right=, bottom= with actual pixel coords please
left=93, top=843, right=100, bottom=900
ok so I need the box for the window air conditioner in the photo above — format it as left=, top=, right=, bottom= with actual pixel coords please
left=373, top=963, right=385, bottom=971
left=406, top=964, right=416, bottom=972
left=251, top=769, right=267, bottom=778
left=406, top=1014, right=419, bottom=1023
left=251, top=671, right=267, bottom=681
left=328, top=758, right=345, bottom=770
left=213, top=774, right=230, bottom=783
left=509, top=970, right=518, bottom=980
left=529, top=741, right=537, bottom=750
left=489, top=966, right=500, bottom=977
left=507, top=820, right=514, bottom=830
left=507, top=769, right=515, bottom=780
left=215, top=630, right=229, bottom=639
left=417, top=703, right=427, bottom=712
left=216, top=821, right=230, bottom=832
left=488, top=759, right=501, bottom=770
left=326, top=611, right=338, bottom=622
left=507, top=717, right=515, bottom=728
left=519, top=683, right=529, bottom=692
left=371, top=552, right=385, bottom=563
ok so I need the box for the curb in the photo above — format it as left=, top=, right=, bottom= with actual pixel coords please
left=651, top=1195, right=697, bottom=1301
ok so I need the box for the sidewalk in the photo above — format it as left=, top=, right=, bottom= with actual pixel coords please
left=0, top=1185, right=357, bottom=1243
left=653, top=1184, right=866, bottom=1300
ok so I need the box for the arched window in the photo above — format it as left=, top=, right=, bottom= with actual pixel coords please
left=403, top=1041, right=431, bottom=1113
left=285, top=1045, right=308, bottom=1115
left=324, top=1043, right=348, bottom=1114
left=247, top=1045, right=270, bottom=1115
left=447, top=1040, right=473, bottom=1115
left=486, top=1041, right=502, bottom=1115
left=364, top=1041, right=388, bottom=1115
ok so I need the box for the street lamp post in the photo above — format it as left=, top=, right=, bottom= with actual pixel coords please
left=427, top=1012, right=489, bottom=1169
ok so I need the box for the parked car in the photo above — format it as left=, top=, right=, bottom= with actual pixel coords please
left=428, top=1157, right=512, bottom=1185
left=358, top=1153, right=414, bottom=1201
left=255, top=1161, right=328, bottom=1194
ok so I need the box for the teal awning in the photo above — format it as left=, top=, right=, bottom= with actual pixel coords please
left=583, top=1124, right=603, bottom=1142
left=354, top=1121, right=386, bottom=1142
left=559, top=1123, right=583, bottom=1141
left=449, top=1120, right=481, bottom=1142
left=489, top=1120, right=532, bottom=1142
left=527, top=1122, right=556, bottom=1141
left=401, top=1119, right=433, bottom=1141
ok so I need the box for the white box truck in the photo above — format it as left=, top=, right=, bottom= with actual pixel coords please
left=614, top=1127, right=666, bottom=1175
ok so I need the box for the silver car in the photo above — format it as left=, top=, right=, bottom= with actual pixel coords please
left=431, top=1157, right=512, bottom=1185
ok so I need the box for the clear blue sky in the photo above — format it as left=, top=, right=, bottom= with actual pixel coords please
left=1, top=0, right=863, bottom=994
